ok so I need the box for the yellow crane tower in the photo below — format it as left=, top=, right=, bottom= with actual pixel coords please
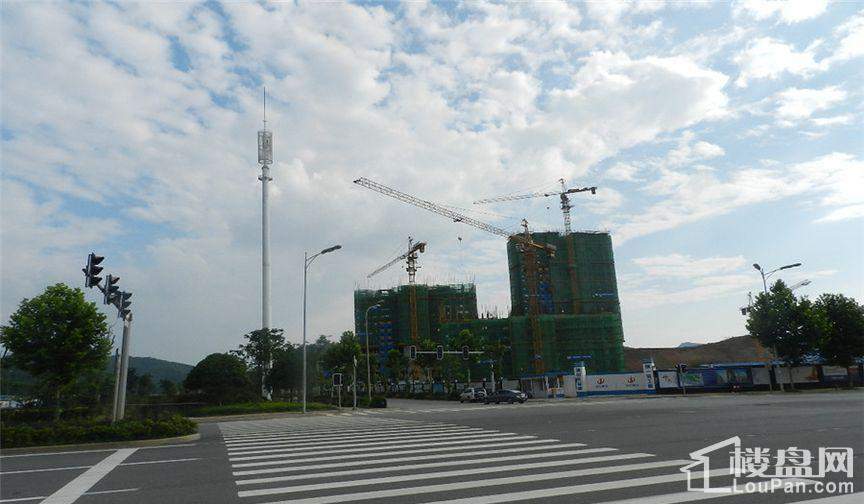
left=354, top=177, right=555, bottom=374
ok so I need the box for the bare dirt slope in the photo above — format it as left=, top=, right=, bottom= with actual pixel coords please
left=624, top=335, right=772, bottom=370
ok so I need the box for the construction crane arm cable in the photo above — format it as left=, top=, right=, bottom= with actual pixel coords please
left=353, top=178, right=552, bottom=254
left=473, top=186, right=597, bottom=205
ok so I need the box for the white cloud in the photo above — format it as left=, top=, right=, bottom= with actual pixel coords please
left=666, top=131, right=725, bottom=166
left=633, top=254, right=746, bottom=278
left=734, top=0, right=829, bottom=24
left=811, top=114, right=854, bottom=126
left=824, top=11, right=864, bottom=64
left=605, top=162, right=641, bottom=182
left=614, top=152, right=864, bottom=243
left=734, top=37, right=823, bottom=87
left=773, top=86, right=847, bottom=119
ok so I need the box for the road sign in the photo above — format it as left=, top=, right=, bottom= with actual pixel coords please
left=567, top=354, right=592, bottom=361
left=332, top=373, right=343, bottom=386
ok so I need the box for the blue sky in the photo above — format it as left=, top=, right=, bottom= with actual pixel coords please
left=1, top=0, right=862, bottom=364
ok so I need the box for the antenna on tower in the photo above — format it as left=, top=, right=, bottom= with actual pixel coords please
left=263, top=86, right=267, bottom=130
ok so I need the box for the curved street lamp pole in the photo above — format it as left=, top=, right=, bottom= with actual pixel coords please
left=752, top=262, right=802, bottom=393
left=303, top=244, right=342, bottom=413
left=365, top=302, right=382, bottom=402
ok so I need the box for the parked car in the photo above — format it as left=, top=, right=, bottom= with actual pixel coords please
left=484, top=389, right=528, bottom=404
left=459, top=387, right=487, bottom=403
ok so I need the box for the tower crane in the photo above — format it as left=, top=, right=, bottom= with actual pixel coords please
left=368, top=238, right=427, bottom=346
left=354, top=177, right=555, bottom=374
left=474, top=179, right=597, bottom=315
left=473, top=178, right=597, bottom=235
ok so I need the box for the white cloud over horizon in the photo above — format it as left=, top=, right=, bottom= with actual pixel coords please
left=2, top=1, right=862, bottom=363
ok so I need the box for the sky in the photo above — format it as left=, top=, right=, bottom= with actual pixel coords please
left=1, top=0, right=862, bottom=365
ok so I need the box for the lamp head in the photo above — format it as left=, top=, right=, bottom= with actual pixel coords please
left=321, top=244, right=342, bottom=254
left=780, top=263, right=802, bottom=270
left=753, top=263, right=762, bottom=271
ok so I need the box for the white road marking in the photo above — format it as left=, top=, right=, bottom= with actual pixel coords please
left=237, top=459, right=690, bottom=498
left=236, top=451, right=652, bottom=485
left=794, top=493, right=864, bottom=503
left=0, top=457, right=200, bottom=475
left=40, top=449, right=137, bottom=504
left=228, top=433, right=535, bottom=460
left=225, top=430, right=493, bottom=453
left=222, top=423, right=453, bottom=440
left=224, top=427, right=485, bottom=449
left=0, top=444, right=196, bottom=458
left=230, top=438, right=557, bottom=467
left=232, top=443, right=599, bottom=475
left=223, top=426, right=484, bottom=445
left=0, top=488, right=139, bottom=503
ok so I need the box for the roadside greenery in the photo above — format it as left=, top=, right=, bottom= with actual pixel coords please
left=747, top=281, right=864, bottom=387
left=188, top=401, right=333, bottom=417
left=0, top=415, right=196, bottom=449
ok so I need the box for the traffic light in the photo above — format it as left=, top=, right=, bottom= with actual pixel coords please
left=462, top=345, right=470, bottom=360
left=83, top=253, right=104, bottom=288
left=436, top=345, right=444, bottom=360
left=677, top=363, right=688, bottom=373
left=103, top=275, right=120, bottom=305
left=117, top=291, right=132, bottom=319
left=408, top=345, right=417, bottom=361
left=332, top=373, right=343, bottom=386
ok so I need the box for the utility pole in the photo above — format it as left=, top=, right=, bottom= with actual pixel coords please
left=353, top=355, right=358, bottom=410
left=111, top=348, right=121, bottom=422
left=115, top=313, right=133, bottom=420
left=753, top=262, right=801, bottom=393
left=258, top=88, right=273, bottom=399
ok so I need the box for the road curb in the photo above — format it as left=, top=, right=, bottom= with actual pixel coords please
left=0, top=432, right=200, bottom=455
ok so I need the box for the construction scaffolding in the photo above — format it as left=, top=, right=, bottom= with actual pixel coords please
left=508, top=231, right=620, bottom=316
left=354, top=283, right=478, bottom=372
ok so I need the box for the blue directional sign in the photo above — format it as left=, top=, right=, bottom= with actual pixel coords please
left=567, top=354, right=592, bottom=361
left=480, top=359, right=495, bottom=364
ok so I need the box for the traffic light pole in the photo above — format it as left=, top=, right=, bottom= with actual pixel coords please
left=111, top=348, right=121, bottom=423
left=115, top=313, right=133, bottom=421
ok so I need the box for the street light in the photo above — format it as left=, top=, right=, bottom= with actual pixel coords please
left=365, top=301, right=382, bottom=402
left=752, top=261, right=802, bottom=392
left=302, top=244, right=342, bottom=414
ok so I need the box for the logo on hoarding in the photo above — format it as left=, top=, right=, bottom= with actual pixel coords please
left=595, top=377, right=605, bottom=385
left=626, top=376, right=637, bottom=384
left=682, top=436, right=854, bottom=495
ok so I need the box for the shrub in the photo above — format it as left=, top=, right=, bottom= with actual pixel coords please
left=0, top=415, right=196, bottom=449
left=188, top=401, right=333, bottom=417
left=369, top=396, right=387, bottom=408
left=1, top=406, right=96, bottom=426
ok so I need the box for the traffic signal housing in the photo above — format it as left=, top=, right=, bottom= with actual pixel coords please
left=436, top=345, right=444, bottom=360
left=462, top=345, right=470, bottom=360
left=83, top=253, right=104, bottom=288
left=103, top=275, right=120, bottom=305
left=117, top=292, right=132, bottom=319
left=408, top=345, right=417, bottom=361
left=676, top=363, right=688, bottom=373
left=332, top=373, right=343, bottom=387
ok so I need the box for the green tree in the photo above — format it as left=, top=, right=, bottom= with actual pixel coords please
left=268, top=344, right=301, bottom=398
left=385, top=348, right=408, bottom=385
left=159, top=379, right=179, bottom=398
left=321, top=331, right=362, bottom=376
left=184, top=353, right=252, bottom=404
left=136, top=372, right=155, bottom=397
left=1, top=283, right=111, bottom=414
left=232, top=328, right=285, bottom=396
left=747, top=280, right=819, bottom=388
left=814, top=293, right=864, bottom=385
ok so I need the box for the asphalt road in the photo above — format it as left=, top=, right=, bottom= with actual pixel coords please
left=1, top=390, right=861, bottom=503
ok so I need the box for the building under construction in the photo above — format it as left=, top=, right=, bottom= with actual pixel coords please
left=355, top=284, right=478, bottom=369
left=352, top=177, right=625, bottom=380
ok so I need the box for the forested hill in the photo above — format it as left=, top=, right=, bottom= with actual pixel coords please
left=106, top=356, right=194, bottom=384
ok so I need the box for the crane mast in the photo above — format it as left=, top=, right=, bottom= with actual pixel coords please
left=367, top=238, right=427, bottom=347
left=354, top=177, right=554, bottom=373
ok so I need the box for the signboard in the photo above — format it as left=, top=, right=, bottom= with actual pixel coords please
left=752, top=366, right=771, bottom=385
left=657, top=371, right=679, bottom=389
left=642, top=361, right=656, bottom=392
left=681, top=372, right=704, bottom=387
left=822, top=366, right=848, bottom=381
left=585, top=372, right=650, bottom=395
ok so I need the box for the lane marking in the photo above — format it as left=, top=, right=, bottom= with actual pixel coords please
left=228, top=434, right=536, bottom=461
left=0, top=457, right=201, bottom=475
left=40, top=449, right=137, bottom=504
left=224, top=427, right=485, bottom=448
left=236, top=452, right=652, bottom=486
left=220, top=420, right=426, bottom=437
left=0, top=488, right=139, bottom=503
left=230, top=438, right=557, bottom=467
left=0, top=444, right=196, bottom=458
left=237, top=459, right=690, bottom=498
left=223, top=425, right=482, bottom=444
left=222, top=423, right=452, bottom=441
left=226, top=429, right=493, bottom=452
left=232, top=443, right=600, bottom=476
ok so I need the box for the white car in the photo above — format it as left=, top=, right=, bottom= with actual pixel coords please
left=459, top=387, right=487, bottom=403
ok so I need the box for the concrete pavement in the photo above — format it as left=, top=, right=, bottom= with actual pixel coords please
left=1, top=390, right=861, bottom=503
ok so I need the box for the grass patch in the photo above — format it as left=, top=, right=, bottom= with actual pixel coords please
left=188, top=401, right=334, bottom=417
left=0, top=415, right=197, bottom=449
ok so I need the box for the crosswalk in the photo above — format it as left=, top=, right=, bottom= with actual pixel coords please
left=219, top=416, right=842, bottom=504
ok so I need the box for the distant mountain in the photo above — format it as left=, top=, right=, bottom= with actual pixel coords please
left=106, top=356, right=193, bottom=384
left=677, top=342, right=702, bottom=348
left=625, top=335, right=772, bottom=370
